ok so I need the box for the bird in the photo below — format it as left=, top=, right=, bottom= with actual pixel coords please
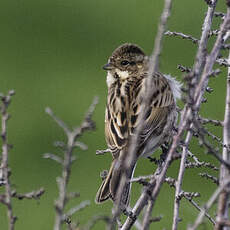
left=95, top=43, right=181, bottom=206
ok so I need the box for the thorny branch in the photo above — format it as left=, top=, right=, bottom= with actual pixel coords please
left=45, top=97, right=98, bottom=230
left=0, top=90, right=17, bottom=230
left=172, top=0, right=219, bottom=220
left=111, top=1, right=230, bottom=230
left=215, top=15, right=230, bottom=230
left=1, top=1, right=230, bottom=230
left=119, top=0, right=174, bottom=229
left=0, top=91, right=45, bottom=230
left=188, top=177, right=230, bottom=230
left=165, top=31, right=199, bottom=44
left=107, top=0, right=174, bottom=228
left=165, top=177, right=216, bottom=225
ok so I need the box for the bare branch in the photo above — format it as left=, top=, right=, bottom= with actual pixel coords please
left=171, top=1, right=219, bottom=228
left=116, top=1, right=174, bottom=229
left=216, top=58, right=230, bottom=67
left=188, top=177, right=230, bottom=230
left=84, top=215, right=111, bottom=230
left=177, top=64, right=192, bottom=73
left=62, top=200, right=90, bottom=222
left=96, top=149, right=112, bottom=155
left=130, top=175, right=153, bottom=184
left=186, top=161, right=218, bottom=170
left=187, top=149, right=218, bottom=170
left=0, top=90, right=45, bottom=230
left=165, top=177, right=216, bottom=225
left=11, top=188, right=45, bottom=200
left=216, top=219, right=230, bottom=227
left=165, top=31, right=199, bottom=44
left=198, top=116, right=223, bottom=126
left=45, top=107, right=71, bottom=135
left=214, top=12, right=226, bottom=18
left=43, top=153, right=64, bottom=165
left=199, top=173, right=219, bottom=185
left=215, top=12, right=230, bottom=229
left=74, top=141, right=88, bottom=150
left=0, top=90, right=17, bottom=230
left=172, top=130, right=193, bottom=230
left=46, top=97, right=98, bottom=230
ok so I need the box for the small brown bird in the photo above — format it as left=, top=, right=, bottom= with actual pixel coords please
left=95, top=43, right=181, bottom=206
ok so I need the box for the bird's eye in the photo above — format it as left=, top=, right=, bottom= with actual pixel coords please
left=121, top=60, right=129, bottom=66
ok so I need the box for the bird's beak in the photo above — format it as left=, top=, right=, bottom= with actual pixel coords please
left=103, top=63, right=113, bottom=71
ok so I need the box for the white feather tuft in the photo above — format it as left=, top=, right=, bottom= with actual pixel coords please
left=164, top=74, right=182, bottom=101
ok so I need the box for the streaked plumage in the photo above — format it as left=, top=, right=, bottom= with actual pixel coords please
left=96, top=43, right=181, bottom=205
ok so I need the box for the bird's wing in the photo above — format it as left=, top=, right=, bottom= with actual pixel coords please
left=105, top=87, right=129, bottom=156
left=129, top=72, right=175, bottom=154
left=105, top=72, right=176, bottom=156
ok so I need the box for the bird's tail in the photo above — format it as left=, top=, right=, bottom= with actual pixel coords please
left=95, top=158, right=136, bottom=206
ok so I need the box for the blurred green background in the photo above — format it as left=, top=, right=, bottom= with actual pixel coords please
left=0, top=0, right=228, bottom=229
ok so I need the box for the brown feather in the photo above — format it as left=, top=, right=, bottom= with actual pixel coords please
left=96, top=43, right=180, bottom=205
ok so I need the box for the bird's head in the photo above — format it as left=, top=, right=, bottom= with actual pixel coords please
left=103, top=43, right=148, bottom=81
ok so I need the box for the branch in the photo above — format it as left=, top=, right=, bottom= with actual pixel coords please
left=186, top=150, right=218, bottom=170
left=84, top=215, right=111, bottom=230
left=177, top=64, right=192, bottom=73
left=46, top=97, right=98, bottom=230
left=119, top=0, right=174, bottom=228
left=0, top=90, right=45, bottom=230
left=43, top=153, right=64, bottom=165
left=188, top=177, right=230, bottom=230
left=110, top=0, right=174, bottom=228
left=198, top=116, right=223, bottom=126
left=165, top=177, right=216, bottom=225
left=45, top=107, right=71, bottom=135
left=0, top=90, right=17, bottom=230
left=172, top=129, right=193, bottom=230
left=199, top=173, right=219, bottom=185
left=165, top=31, right=199, bottom=44
left=172, top=1, right=218, bottom=228
left=215, top=10, right=230, bottom=229
left=62, top=200, right=90, bottom=223
left=96, top=149, right=112, bottom=155
left=216, top=58, right=230, bottom=67
left=11, top=188, right=45, bottom=200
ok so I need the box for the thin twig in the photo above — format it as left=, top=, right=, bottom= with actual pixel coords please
left=216, top=58, right=230, bottom=67
left=84, top=215, right=111, bottom=230
left=165, top=177, right=216, bottom=225
left=96, top=149, right=112, bottom=155
left=199, top=173, right=219, bottom=185
left=215, top=15, right=230, bottom=229
left=46, top=97, right=98, bottom=230
left=165, top=31, right=199, bottom=44
left=188, top=177, right=230, bottom=230
left=177, top=64, right=192, bottom=73
left=43, top=153, right=64, bottom=165
left=0, top=91, right=17, bottom=230
left=141, top=0, right=174, bottom=228
left=198, top=116, right=223, bottom=126
left=109, top=0, right=174, bottom=229
left=62, top=200, right=90, bottom=222
left=172, top=1, right=218, bottom=229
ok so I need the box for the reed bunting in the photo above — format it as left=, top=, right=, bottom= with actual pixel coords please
left=95, top=43, right=181, bottom=206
